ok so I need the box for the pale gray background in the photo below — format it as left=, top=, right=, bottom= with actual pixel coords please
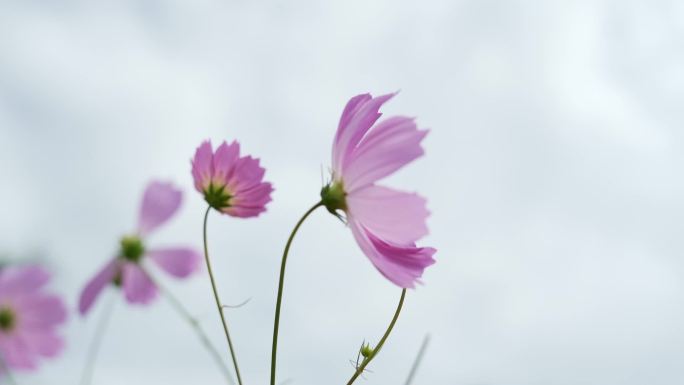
left=1, top=1, right=683, bottom=384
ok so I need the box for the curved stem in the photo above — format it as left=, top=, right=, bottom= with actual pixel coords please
left=202, top=206, right=244, bottom=385
left=346, top=289, right=407, bottom=385
left=151, top=273, right=236, bottom=385
left=270, top=202, right=323, bottom=385
left=80, top=293, right=117, bottom=385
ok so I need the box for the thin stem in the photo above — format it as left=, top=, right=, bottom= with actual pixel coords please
left=346, top=289, right=407, bottom=385
left=270, top=202, right=323, bottom=385
left=202, top=206, right=244, bottom=385
left=150, top=272, right=236, bottom=385
left=404, top=334, right=431, bottom=385
left=80, top=293, right=117, bottom=385
left=0, top=353, right=17, bottom=385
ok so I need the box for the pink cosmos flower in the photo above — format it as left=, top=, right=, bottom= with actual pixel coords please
left=320, top=93, right=436, bottom=288
left=78, top=181, right=201, bottom=315
left=191, top=140, right=273, bottom=217
left=0, top=265, right=67, bottom=374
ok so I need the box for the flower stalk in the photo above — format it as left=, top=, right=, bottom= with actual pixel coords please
left=202, top=206, right=244, bottom=385
left=270, top=202, right=323, bottom=385
left=346, top=289, right=407, bottom=385
left=80, top=294, right=117, bottom=385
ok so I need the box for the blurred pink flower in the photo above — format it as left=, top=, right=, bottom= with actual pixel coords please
left=0, top=265, right=67, bottom=373
left=78, top=181, right=201, bottom=315
left=191, top=140, right=273, bottom=217
left=321, top=93, right=436, bottom=288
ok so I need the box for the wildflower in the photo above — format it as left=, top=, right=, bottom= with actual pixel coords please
left=191, top=140, right=273, bottom=217
left=321, top=93, right=436, bottom=288
left=78, top=181, right=201, bottom=315
left=271, top=92, right=436, bottom=385
left=190, top=139, right=273, bottom=385
left=0, top=265, right=66, bottom=373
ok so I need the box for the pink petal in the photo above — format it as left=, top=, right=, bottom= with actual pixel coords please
left=148, top=248, right=201, bottom=278
left=137, top=181, right=183, bottom=236
left=16, top=330, right=64, bottom=358
left=342, top=116, right=428, bottom=192
left=332, top=93, right=373, bottom=171
left=0, top=266, right=50, bottom=296
left=223, top=205, right=267, bottom=218
left=332, top=93, right=395, bottom=176
left=206, top=153, right=273, bottom=218
left=78, top=259, right=119, bottom=315
left=337, top=94, right=372, bottom=137
left=226, top=156, right=266, bottom=193
left=224, top=182, right=273, bottom=218
left=0, top=335, right=36, bottom=370
left=347, top=185, right=430, bottom=244
left=212, top=140, right=241, bottom=187
left=237, top=182, right=274, bottom=205
left=349, top=220, right=436, bottom=288
left=191, top=140, right=215, bottom=192
left=15, top=295, right=67, bottom=330
left=122, top=263, right=157, bottom=305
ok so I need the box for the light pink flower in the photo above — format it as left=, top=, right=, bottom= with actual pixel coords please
left=78, top=181, right=201, bottom=315
left=321, top=93, right=436, bottom=288
left=191, top=140, right=273, bottom=217
left=0, top=265, right=67, bottom=374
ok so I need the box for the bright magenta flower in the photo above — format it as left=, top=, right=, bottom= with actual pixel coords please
left=191, top=140, right=273, bottom=217
left=0, top=265, right=67, bottom=373
left=321, top=93, right=436, bottom=288
left=78, top=181, right=201, bottom=315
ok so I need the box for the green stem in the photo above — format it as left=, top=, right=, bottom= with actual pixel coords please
left=202, top=206, right=244, bottom=385
left=150, top=272, right=236, bottom=385
left=270, top=202, right=323, bottom=385
left=346, top=289, right=407, bottom=385
left=80, top=293, right=117, bottom=385
left=404, top=334, right=430, bottom=385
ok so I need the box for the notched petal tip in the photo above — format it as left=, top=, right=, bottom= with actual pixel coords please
left=137, top=181, right=183, bottom=236
left=212, top=139, right=241, bottom=187
left=350, top=220, right=436, bottom=289
left=333, top=92, right=396, bottom=172
left=191, top=140, right=215, bottom=192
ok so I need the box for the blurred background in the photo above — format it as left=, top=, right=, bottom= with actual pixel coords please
left=1, top=0, right=683, bottom=384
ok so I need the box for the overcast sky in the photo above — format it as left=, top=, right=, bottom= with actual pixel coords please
left=1, top=1, right=683, bottom=384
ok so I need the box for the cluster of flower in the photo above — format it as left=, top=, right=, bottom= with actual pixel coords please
left=0, top=92, right=436, bottom=384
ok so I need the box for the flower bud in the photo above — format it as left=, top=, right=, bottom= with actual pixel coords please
left=361, top=342, right=374, bottom=358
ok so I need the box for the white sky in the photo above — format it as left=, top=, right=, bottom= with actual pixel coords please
left=1, top=1, right=683, bottom=384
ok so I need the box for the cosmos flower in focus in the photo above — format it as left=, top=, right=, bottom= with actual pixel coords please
left=320, top=93, right=436, bottom=288
left=0, top=265, right=67, bottom=373
left=78, top=181, right=201, bottom=315
left=191, top=140, right=273, bottom=217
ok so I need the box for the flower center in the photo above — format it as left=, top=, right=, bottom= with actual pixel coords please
left=204, top=183, right=232, bottom=210
left=320, top=181, right=347, bottom=214
left=120, top=235, right=145, bottom=263
left=0, top=307, right=15, bottom=332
